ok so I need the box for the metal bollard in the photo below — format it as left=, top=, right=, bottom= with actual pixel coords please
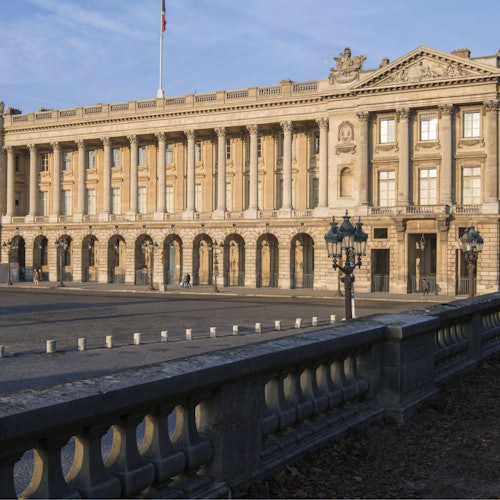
left=46, top=340, right=56, bottom=354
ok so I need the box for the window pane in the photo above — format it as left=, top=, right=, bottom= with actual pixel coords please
left=138, top=187, right=147, bottom=213
left=380, top=118, right=395, bottom=143
left=165, top=144, right=173, bottom=164
left=420, top=113, right=437, bottom=141
left=378, top=170, right=395, bottom=206
left=112, top=148, right=120, bottom=167
left=419, top=168, right=437, bottom=205
left=462, top=165, right=481, bottom=204
left=112, top=188, right=121, bottom=214
left=463, top=110, right=480, bottom=138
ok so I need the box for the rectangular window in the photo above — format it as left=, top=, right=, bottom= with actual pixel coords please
left=195, top=142, right=201, bottom=162
left=166, top=185, right=174, bottom=213
left=111, top=187, right=121, bottom=214
left=257, top=135, right=262, bottom=158
left=419, top=168, right=437, bottom=205
left=63, top=151, right=72, bottom=171
left=311, top=177, right=319, bottom=208
left=39, top=191, right=48, bottom=216
left=165, top=144, right=173, bottom=164
left=277, top=178, right=283, bottom=209
left=463, top=110, right=481, bottom=138
left=62, top=190, right=72, bottom=216
left=374, top=228, right=388, bottom=239
left=258, top=180, right=263, bottom=209
left=87, top=150, right=96, bottom=169
left=111, top=147, right=120, bottom=167
left=462, top=166, right=481, bottom=204
left=420, top=113, right=438, bottom=141
left=226, top=140, right=231, bottom=161
left=15, top=155, right=21, bottom=172
left=379, top=118, right=395, bottom=144
left=313, top=132, right=320, bottom=155
left=378, top=170, right=396, bottom=207
left=85, top=188, right=96, bottom=215
left=138, top=186, right=147, bottom=214
left=138, top=146, right=147, bottom=166
left=41, top=153, right=49, bottom=172
left=278, top=134, right=284, bottom=158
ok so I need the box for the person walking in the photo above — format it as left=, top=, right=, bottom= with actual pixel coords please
left=33, top=269, right=40, bottom=286
left=422, top=278, right=430, bottom=295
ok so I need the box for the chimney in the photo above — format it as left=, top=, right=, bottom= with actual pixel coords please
left=451, top=48, right=471, bottom=59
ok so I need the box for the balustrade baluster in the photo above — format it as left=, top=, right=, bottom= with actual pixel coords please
left=139, top=404, right=185, bottom=491
left=344, top=353, right=369, bottom=397
left=170, top=399, right=213, bottom=495
left=105, top=413, right=155, bottom=497
left=260, top=375, right=279, bottom=436
left=20, top=436, right=79, bottom=499
left=331, top=356, right=357, bottom=402
left=284, top=366, right=313, bottom=421
left=265, top=371, right=297, bottom=430
left=65, top=424, right=121, bottom=498
left=316, top=358, right=343, bottom=409
left=0, top=447, right=28, bottom=498
left=301, top=362, right=329, bottom=414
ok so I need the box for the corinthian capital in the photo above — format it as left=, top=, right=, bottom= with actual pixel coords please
left=246, top=124, right=258, bottom=136
left=316, top=117, right=329, bottom=130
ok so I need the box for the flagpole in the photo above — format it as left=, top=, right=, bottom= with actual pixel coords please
left=157, top=0, right=165, bottom=98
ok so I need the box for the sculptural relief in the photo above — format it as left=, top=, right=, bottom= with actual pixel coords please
left=329, top=47, right=366, bottom=84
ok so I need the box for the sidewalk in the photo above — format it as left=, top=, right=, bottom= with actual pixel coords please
left=5, top=279, right=458, bottom=304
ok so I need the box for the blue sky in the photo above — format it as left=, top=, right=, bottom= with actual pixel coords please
left=1, top=0, right=498, bottom=114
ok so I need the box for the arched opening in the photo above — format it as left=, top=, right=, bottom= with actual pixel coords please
left=224, top=234, right=245, bottom=287
left=135, top=234, right=154, bottom=285
left=108, top=235, right=126, bottom=283
left=256, top=233, right=278, bottom=288
left=291, top=233, right=314, bottom=288
left=33, top=235, right=49, bottom=281
left=192, top=234, right=211, bottom=286
left=164, top=235, right=182, bottom=286
left=82, top=234, right=98, bottom=282
left=56, top=235, right=73, bottom=283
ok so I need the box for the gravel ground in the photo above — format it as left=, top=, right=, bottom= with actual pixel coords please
left=234, top=352, right=499, bottom=499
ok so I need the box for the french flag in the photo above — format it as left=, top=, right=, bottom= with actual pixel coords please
left=161, top=0, right=166, bottom=33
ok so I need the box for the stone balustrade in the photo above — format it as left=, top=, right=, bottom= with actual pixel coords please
left=0, top=294, right=498, bottom=498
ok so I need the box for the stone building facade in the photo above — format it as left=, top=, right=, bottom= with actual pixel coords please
left=1, top=45, right=499, bottom=295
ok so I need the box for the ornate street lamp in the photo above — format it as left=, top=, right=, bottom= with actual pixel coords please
left=55, top=237, right=69, bottom=287
left=460, top=226, right=483, bottom=298
left=325, top=211, right=368, bottom=320
left=142, top=240, right=158, bottom=291
left=209, top=241, right=224, bottom=292
left=3, top=239, right=19, bottom=286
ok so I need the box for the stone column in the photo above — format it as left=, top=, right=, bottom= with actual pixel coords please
left=246, top=124, right=259, bottom=217
left=155, top=132, right=166, bottom=216
left=439, top=104, right=453, bottom=206
left=51, top=142, right=61, bottom=217
left=184, top=129, right=196, bottom=215
left=76, top=140, right=86, bottom=217
left=215, top=127, right=226, bottom=217
left=100, top=137, right=111, bottom=219
left=28, top=144, right=38, bottom=218
left=281, top=121, right=293, bottom=212
left=356, top=111, right=370, bottom=206
left=484, top=100, right=499, bottom=207
left=128, top=135, right=138, bottom=214
left=316, top=117, right=329, bottom=210
left=397, top=108, right=410, bottom=206
left=5, top=146, right=14, bottom=217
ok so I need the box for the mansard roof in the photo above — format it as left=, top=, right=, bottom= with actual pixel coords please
left=350, top=46, right=500, bottom=93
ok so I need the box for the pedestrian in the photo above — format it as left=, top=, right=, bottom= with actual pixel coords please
left=185, top=273, right=191, bottom=288
left=422, top=278, right=430, bottom=295
left=33, top=269, right=40, bottom=286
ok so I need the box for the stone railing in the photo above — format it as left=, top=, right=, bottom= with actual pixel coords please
left=0, top=294, right=499, bottom=498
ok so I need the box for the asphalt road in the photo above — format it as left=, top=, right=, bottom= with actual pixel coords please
left=0, top=287, right=427, bottom=394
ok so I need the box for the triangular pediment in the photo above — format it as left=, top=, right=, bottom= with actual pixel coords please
left=352, top=46, right=500, bottom=90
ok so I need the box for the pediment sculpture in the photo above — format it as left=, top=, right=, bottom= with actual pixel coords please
left=329, top=47, right=366, bottom=84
